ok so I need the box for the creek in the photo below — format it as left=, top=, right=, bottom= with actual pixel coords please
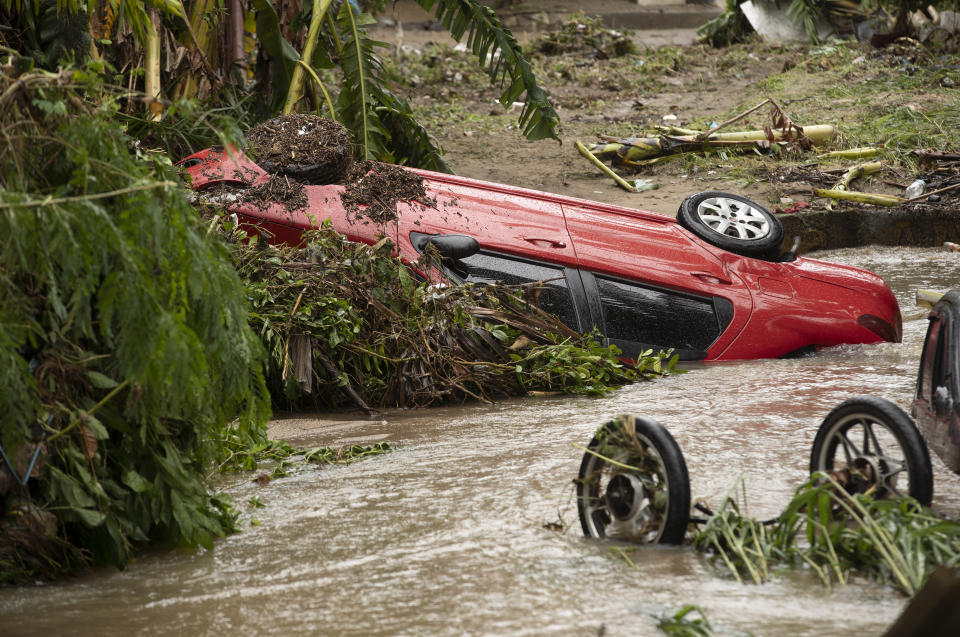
left=3, top=246, right=960, bottom=636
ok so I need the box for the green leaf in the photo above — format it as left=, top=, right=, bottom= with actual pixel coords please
left=69, top=506, right=106, bottom=527
left=84, top=413, right=110, bottom=440
left=122, top=469, right=151, bottom=493
left=252, top=0, right=300, bottom=108
left=86, top=370, right=118, bottom=389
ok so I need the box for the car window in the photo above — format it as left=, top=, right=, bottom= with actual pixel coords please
left=920, top=317, right=944, bottom=400
left=596, top=275, right=721, bottom=355
left=457, top=252, right=580, bottom=331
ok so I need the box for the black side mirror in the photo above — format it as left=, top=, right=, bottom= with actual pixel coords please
left=410, top=233, right=479, bottom=261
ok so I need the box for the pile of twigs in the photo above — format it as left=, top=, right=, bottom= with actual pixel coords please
left=235, top=224, right=675, bottom=412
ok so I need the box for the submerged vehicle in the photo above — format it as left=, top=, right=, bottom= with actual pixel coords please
left=179, top=147, right=901, bottom=361
left=809, top=288, right=960, bottom=505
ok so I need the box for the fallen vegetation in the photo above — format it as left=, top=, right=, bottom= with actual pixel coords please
left=694, top=475, right=960, bottom=596
left=231, top=221, right=677, bottom=412
left=0, top=68, right=271, bottom=584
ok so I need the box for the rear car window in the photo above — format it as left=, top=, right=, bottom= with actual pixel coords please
left=596, top=276, right=722, bottom=356
left=458, top=252, right=580, bottom=331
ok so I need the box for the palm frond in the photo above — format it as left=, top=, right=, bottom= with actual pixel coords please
left=334, top=1, right=446, bottom=169
left=417, top=0, right=559, bottom=141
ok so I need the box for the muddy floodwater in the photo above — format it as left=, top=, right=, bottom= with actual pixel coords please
left=4, top=246, right=960, bottom=636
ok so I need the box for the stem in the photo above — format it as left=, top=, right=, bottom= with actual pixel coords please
left=575, top=140, right=636, bottom=192
left=812, top=188, right=904, bottom=207
left=296, top=60, right=338, bottom=121
left=834, top=161, right=883, bottom=191
left=696, top=98, right=773, bottom=142
left=47, top=380, right=131, bottom=444
left=0, top=182, right=179, bottom=209
left=145, top=9, right=162, bottom=121
left=284, top=0, right=336, bottom=114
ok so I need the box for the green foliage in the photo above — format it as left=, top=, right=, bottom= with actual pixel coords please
left=658, top=605, right=716, bottom=637
left=418, top=0, right=560, bottom=141
left=229, top=222, right=675, bottom=409
left=697, top=0, right=755, bottom=48
left=0, top=67, right=271, bottom=583
left=121, top=90, right=253, bottom=160
left=333, top=1, right=449, bottom=170
left=216, top=433, right=390, bottom=477
left=693, top=476, right=960, bottom=595
left=514, top=337, right=679, bottom=396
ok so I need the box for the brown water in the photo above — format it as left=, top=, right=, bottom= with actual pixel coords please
left=4, top=247, right=960, bottom=636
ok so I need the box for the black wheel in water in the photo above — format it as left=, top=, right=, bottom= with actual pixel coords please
left=810, top=396, right=933, bottom=505
left=577, top=415, right=690, bottom=544
left=677, top=191, right=784, bottom=260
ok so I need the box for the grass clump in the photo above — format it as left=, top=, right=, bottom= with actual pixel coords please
left=658, top=605, right=716, bottom=637
left=694, top=475, right=960, bottom=596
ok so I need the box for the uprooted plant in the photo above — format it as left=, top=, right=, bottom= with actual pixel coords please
left=693, top=475, right=960, bottom=595
left=228, top=221, right=680, bottom=411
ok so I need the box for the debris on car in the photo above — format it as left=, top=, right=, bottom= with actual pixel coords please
left=246, top=114, right=353, bottom=184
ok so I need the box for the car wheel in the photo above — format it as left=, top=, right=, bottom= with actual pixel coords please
left=259, top=152, right=352, bottom=185
left=252, top=116, right=353, bottom=185
left=677, top=191, right=784, bottom=260
left=810, top=396, right=933, bottom=505
left=577, top=415, right=690, bottom=544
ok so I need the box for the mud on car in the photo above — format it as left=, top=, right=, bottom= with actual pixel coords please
left=179, top=144, right=901, bottom=362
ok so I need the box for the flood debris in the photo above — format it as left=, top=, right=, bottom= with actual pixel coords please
left=581, top=98, right=836, bottom=188
left=590, top=98, right=833, bottom=166
left=694, top=474, right=960, bottom=596
left=534, top=12, right=637, bottom=59
left=246, top=114, right=353, bottom=184
left=339, top=160, right=432, bottom=225
left=699, top=0, right=960, bottom=47
left=241, top=173, right=309, bottom=211
left=229, top=222, right=676, bottom=411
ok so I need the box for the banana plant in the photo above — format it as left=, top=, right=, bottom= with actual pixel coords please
left=3, top=0, right=560, bottom=170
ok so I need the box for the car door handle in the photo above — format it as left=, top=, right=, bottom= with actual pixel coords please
left=691, top=271, right=732, bottom=285
left=523, top=237, right=567, bottom=248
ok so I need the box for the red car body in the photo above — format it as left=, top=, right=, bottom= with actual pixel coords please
left=179, top=147, right=901, bottom=361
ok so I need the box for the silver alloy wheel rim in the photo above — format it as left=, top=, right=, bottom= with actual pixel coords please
left=581, top=432, right=669, bottom=544
left=816, top=413, right=909, bottom=498
left=696, top=196, right=771, bottom=241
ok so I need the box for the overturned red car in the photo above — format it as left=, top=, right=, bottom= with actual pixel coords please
left=179, top=147, right=901, bottom=361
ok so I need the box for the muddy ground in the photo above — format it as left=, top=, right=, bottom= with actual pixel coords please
left=367, top=5, right=959, bottom=251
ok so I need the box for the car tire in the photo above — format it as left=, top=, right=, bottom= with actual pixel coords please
left=577, top=415, right=690, bottom=544
left=810, top=396, right=933, bottom=505
left=677, top=191, right=784, bottom=260
left=252, top=116, right=353, bottom=185
left=259, top=151, right=352, bottom=185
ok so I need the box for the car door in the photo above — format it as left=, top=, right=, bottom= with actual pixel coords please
left=913, top=300, right=960, bottom=473
left=394, top=174, right=586, bottom=331
left=561, top=203, right=753, bottom=360
left=395, top=173, right=578, bottom=267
